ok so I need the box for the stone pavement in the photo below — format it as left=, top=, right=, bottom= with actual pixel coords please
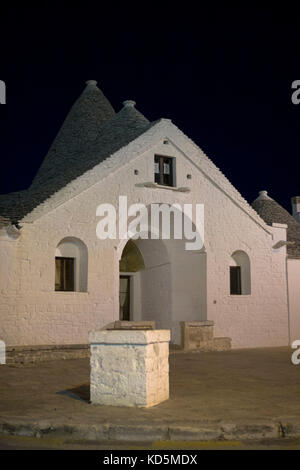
left=0, top=347, right=300, bottom=443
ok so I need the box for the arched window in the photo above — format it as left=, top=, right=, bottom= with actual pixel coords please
left=55, top=237, right=88, bottom=292
left=230, top=250, right=251, bottom=295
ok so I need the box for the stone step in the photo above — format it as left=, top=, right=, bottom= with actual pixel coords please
left=6, top=344, right=90, bottom=364
left=212, top=337, right=232, bottom=351
left=185, top=338, right=231, bottom=352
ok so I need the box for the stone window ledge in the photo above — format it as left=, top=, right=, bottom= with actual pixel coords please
left=227, top=294, right=252, bottom=298
left=136, top=182, right=190, bottom=193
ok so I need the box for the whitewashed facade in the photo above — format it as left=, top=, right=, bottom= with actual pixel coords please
left=0, top=81, right=299, bottom=351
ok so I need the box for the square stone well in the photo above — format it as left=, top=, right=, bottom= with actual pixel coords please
left=89, top=329, right=170, bottom=408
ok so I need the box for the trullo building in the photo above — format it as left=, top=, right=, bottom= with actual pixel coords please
left=0, top=80, right=299, bottom=360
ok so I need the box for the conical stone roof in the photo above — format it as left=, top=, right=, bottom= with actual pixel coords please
left=31, top=80, right=116, bottom=189
left=252, top=191, right=300, bottom=258
left=0, top=84, right=152, bottom=223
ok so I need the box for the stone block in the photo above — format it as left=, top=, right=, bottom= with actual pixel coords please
left=89, top=329, right=170, bottom=408
left=181, top=321, right=231, bottom=352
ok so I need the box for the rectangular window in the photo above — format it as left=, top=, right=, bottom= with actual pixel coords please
left=55, top=257, right=75, bottom=291
left=230, top=266, right=241, bottom=295
left=154, top=155, right=174, bottom=187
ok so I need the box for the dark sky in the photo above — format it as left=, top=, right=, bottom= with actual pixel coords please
left=0, top=3, right=299, bottom=212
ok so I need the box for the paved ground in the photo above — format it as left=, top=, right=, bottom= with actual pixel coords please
left=0, top=347, right=300, bottom=446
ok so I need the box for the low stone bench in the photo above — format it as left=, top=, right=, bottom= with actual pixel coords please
left=5, top=344, right=90, bottom=364
left=181, top=321, right=231, bottom=352
left=89, top=329, right=170, bottom=408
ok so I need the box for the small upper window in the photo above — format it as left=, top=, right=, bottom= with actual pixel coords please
left=154, top=155, right=174, bottom=187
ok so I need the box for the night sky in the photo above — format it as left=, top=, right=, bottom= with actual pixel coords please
left=0, top=3, right=299, bottom=212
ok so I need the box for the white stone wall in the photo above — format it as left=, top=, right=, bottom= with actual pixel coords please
left=287, top=258, right=300, bottom=343
left=0, top=120, right=290, bottom=348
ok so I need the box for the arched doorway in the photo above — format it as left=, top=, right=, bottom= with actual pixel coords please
left=119, top=238, right=171, bottom=328
left=118, top=204, right=207, bottom=344
left=119, top=239, right=145, bottom=321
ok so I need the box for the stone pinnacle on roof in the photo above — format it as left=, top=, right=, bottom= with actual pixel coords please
left=85, top=80, right=98, bottom=87
left=123, top=100, right=136, bottom=108
left=254, top=190, right=273, bottom=201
